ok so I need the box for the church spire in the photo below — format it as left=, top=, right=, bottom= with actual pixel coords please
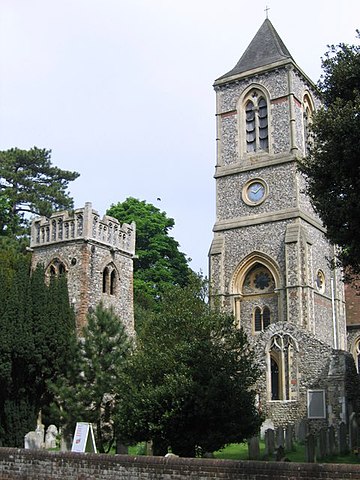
left=216, top=19, right=293, bottom=81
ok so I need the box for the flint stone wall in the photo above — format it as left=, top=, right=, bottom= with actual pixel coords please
left=0, top=449, right=359, bottom=480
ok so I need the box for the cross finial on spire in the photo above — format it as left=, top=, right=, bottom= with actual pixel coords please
left=265, top=5, right=270, bottom=19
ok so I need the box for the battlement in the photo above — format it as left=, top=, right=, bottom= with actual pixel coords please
left=30, top=202, right=135, bottom=256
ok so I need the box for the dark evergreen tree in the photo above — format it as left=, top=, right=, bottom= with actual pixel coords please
left=51, top=303, right=131, bottom=453
left=115, top=277, right=262, bottom=457
left=0, top=147, right=79, bottom=237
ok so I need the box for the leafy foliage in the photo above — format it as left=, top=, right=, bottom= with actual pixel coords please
left=107, top=197, right=192, bottom=321
left=0, top=147, right=79, bottom=236
left=51, top=303, right=132, bottom=453
left=115, top=277, right=262, bottom=457
left=299, top=34, right=360, bottom=275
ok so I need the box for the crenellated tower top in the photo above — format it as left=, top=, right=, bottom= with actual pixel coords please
left=30, top=202, right=135, bottom=257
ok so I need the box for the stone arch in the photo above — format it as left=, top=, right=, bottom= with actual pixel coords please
left=237, top=83, right=271, bottom=156
left=230, top=252, right=282, bottom=333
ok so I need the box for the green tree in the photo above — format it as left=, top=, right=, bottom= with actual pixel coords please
left=299, top=34, right=360, bottom=275
left=0, top=254, right=77, bottom=447
left=115, top=277, right=262, bottom=457
left=107, top=198, right=192, bottom=321
left=51, top=303, right=132, bottom=453
left=0, top=147, right=79, bottom=236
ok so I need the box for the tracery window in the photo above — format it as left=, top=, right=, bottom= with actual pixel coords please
left=102, top=264, right=117, bottom=296
left=47, top=258, right=66, bottom=277
left=245, top=91, right=268, bottom=153
left=268, top=334, right=297, bottom=401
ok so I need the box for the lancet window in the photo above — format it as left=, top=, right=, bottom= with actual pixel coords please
left=47, top=258, right=66, bottom=278
left=102, top=264, right=117, bottom=296
left=254, top=306, right=271, bottom=332
left=245, top=90, right=268, bottom=153
left=303, top=94, right=314, bottom=155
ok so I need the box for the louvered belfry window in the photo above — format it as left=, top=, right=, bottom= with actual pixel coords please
left=245, top=92, right=268, bottom=153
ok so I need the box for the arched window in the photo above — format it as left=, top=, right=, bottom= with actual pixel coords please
left=245, top=90, right=268, bottom=153
left=268, top=334, right=298, bottom=401
left=102, top=264, right=117, bottom=296
left=253, top=305, right=271, bottom=332
left=47, top=258, right=66, bottom=278
left=303, top=94, right=314, bottom=155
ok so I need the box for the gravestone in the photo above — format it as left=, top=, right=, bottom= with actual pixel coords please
left=264, top=428, right=275, bottom=456
left=276, top=426, right=285, bottom=448
left=260, top=419, right=274, bottom=439
left=317, top=427, right=328, bottom=460
left=305, top=433, right=316, bottom=463
left=295, top=419, right=308, bottom=443
left=45, top=425, right=58, bottom=449
left=24, top=424, right=44, bottom=450
left=328, top=425, right=337, bottom=456
left=248, top=436, right=260, bottom=460
left=339, top=421, right=349, bottom=455
left=285, top=425, right=293, bottom=452
left=349, top=412, right=359, bottom=451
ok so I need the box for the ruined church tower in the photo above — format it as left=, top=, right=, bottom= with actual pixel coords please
left=209, top=20, right=357, bottom=428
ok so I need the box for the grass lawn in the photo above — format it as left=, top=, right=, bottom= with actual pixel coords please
left=213, top=441, right=360, bottom=464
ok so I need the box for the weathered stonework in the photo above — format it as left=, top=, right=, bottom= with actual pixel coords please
left=30, top=202, right=135, bottom=334
left=209, top=19, right=359, bottom=432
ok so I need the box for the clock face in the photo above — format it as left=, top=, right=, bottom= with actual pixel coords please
left=243, top=179, right=267, bottom=205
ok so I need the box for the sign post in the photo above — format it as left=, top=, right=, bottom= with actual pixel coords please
left=71, top=422, right=97, bottom=453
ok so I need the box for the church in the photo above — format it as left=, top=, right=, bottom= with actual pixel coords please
left=209, top=18, right=360, bottom=430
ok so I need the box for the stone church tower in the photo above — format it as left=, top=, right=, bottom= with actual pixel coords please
left=30, top=202, right=135, bottom=334
left=209, top=19, right=359, bottom=429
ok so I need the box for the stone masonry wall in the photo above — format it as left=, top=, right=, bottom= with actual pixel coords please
left=0, top=449, right=359, bottom=480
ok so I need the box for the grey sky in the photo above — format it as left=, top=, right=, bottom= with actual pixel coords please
left=1, top=0, right=359, bottom=273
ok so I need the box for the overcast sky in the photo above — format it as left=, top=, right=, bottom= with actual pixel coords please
left=1, top=0, right=359, bottom=274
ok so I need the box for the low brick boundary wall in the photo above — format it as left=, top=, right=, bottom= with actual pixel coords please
left=0, top=448, right=359, bottom=479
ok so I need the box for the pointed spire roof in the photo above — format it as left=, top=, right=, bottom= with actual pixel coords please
left=216, top=19, right=294, bottom=82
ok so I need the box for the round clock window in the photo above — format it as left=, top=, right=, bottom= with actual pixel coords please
left=243, top=179, right=268, bottom=205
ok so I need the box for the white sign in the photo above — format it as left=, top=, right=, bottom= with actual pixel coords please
left=71, top=422, right=97, bottom=453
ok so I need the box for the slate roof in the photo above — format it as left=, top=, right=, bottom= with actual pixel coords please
left=216, top=19, right=294, bottom=81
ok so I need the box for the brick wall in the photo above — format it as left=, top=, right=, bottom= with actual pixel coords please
left=0, top=449, right=359, bottom=480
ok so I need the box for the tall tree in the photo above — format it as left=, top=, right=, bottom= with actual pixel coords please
left=107, top=198, right=192, bottom=318
left=115, top=277, right=262, bottom=457
left=0, top=254, right=77, bottom=447
left=51, top=303, right=132, bottom=453
left=0, top=147, right=79, bottom=236
left=299, top=34, right=360, bottom=275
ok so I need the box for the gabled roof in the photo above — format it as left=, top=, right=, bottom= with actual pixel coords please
left=216, top=19, right=294, bottom=82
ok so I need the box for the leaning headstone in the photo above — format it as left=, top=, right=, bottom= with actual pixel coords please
left=349, top=412, right=359, bottom=451
left=328, top=425, right=337, bottom=457
left=317, top=427, right=327, bottom=460
left=264, top=428, right=275, bottom=456
left=296, top=419, right=308, bottom=444
left=339, top=421, right=348, bottom=455
left=248, top=436, right=260, bottom=460
left=305, top=433, right=316, bottom=463
left=276, top=426, right=285, bottom=448
left=285, top=425, right=294, bottom=452
left=260, top=419, right=274, bottom=439
left=45, top=425, right=58, bottom=449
